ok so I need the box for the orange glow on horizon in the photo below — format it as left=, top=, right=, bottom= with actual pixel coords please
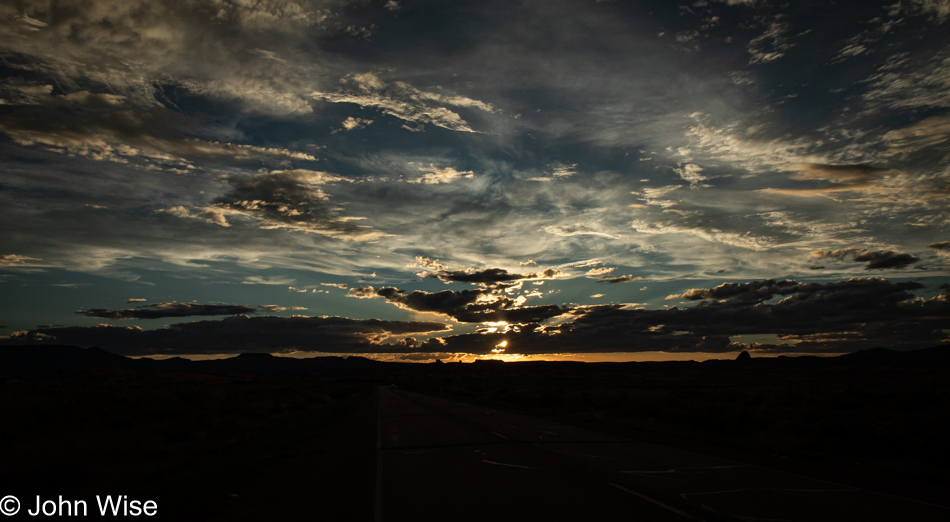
left=133, top=350, right=850, bottom=364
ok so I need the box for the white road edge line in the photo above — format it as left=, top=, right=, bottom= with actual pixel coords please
left=606, top=481, right=704, bottom=522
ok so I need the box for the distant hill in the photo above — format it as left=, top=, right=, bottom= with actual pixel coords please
left=0, top=345, right=389, bottom=373
left=2, top=344, right=948, bottom=373
left=0, top=345, right=132, bottom=370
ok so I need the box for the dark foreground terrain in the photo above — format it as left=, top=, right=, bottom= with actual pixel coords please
left=1, top=345, right=948, bottom=520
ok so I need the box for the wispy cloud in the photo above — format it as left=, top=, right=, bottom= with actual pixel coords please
left=408, top=164, right=475, bottom=184
left=0, top=91, right=316, bottom=169
left=762, top=164, right=902, bottom=197
left=632, top=219, right=774, bottom=251
left=312, top=72, right=494, bottom=133
left=0, top=254, right=42, bottom=266
left=0, top=0, right=341, bottom=116
left=747, top=20, right=790, bottom=64
left=882, top=115, right=950, bottom=156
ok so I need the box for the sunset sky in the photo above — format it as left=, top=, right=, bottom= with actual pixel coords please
left=1, top=0, right=948, bottom=361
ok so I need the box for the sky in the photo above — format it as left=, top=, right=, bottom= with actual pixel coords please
left=1, top=0, right=949, bottom=361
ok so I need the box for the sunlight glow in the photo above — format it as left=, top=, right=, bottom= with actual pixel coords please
left=491, top=340, right=508, bottom=353
left=482, top=321, right=522, bottom=335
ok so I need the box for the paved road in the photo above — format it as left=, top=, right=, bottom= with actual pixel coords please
left=376, top=386, right=949, bottom=522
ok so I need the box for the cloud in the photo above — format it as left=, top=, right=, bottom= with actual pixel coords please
left=321, top=283, right=349, bottom=289
left=528, top=163, right=578, bottom=182
left=1, top=0, right=947, bottom=358
left=346, top=286, right=380, bottom=299
left=312, top=72, right=494, bottom=133
left=676, top=279, right=802, bottom=301
left=852, top=251, right=919, bottom=270
left=259, top=304, right=287, bottom=312
left=550, top=163, right=578, bottom=178
left=459, top=304, right=568, bottom=325
left=420, top=266, right=560, bottom=285
left=747, top=21, right=790, bottom=64
left=348, top=286, right=486, bottom=320
left=0, top=254, right=41, bottom=266
left=585, top=267, right=614, bottom=278
left=78, top=302, right=257, bottom=320
left=684, top=113, right=829, bottom=173
left=419, top=313, right=734, bottom=355
left=0, top=0, right=345, bottom=116
left=3, top=315, right=452, bottom=356
left=631, top=185, right=681, bottom=210
left=929, top=241, right=950, bottom=250
left=244, top=276, right=297, bottom=285
left=408, top=164, right=475, bottom=184
left=347, top=285, right=567, bottom=324
left=763, top=164, right=902, bottom=197
left=0, top=93, right=316, bottom=168
left=875, top=0, right=950, bottom=21
left=598, top=274, right=642, bottom=284
left=632, top=219, right=774, bottom=251
left=339, top=117, right=373, bottom=131
left=408, top=256, right=448, bottom=272
left=127, top=298, right=147, bottom=303
left=789, top=164, right=896, bottom=181
left=882, top=115, right=950, bottom=156
left=833, top=41, right=871, bottom=63
left=426, top=278, right=947, bottom=354
left=158, top=206, right=233, bottom=228
left=207, top=169, right=388, bottom=241
left=810, top=248, right=919, bottom=270
left=673, top=163, right=707, bottom=187
left=756, top=163, right=949, bottom=214
left=541, top=223, right=619, bottom=239
left=429, top=268, right=523, bottom=284
left=863, top=49, right=950, bottom=112
left=810, top=248, right=861, bottom=261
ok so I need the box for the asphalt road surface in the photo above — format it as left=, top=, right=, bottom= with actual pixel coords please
left=375, top=386, right=949, bottom=522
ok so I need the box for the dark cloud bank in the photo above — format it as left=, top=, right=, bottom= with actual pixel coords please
left=347, top=265, right=568, bottom=324
left=78, top=302, right=257, bottom=320
left=5, top=277, right=947, bottom=357
left=427, top=267, right=560, bottom=284
left=348, top=285, right=568, bottom=324
left=4, top=316, right=450, bottom=356
left=811, top=248, right=919, bottom=270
